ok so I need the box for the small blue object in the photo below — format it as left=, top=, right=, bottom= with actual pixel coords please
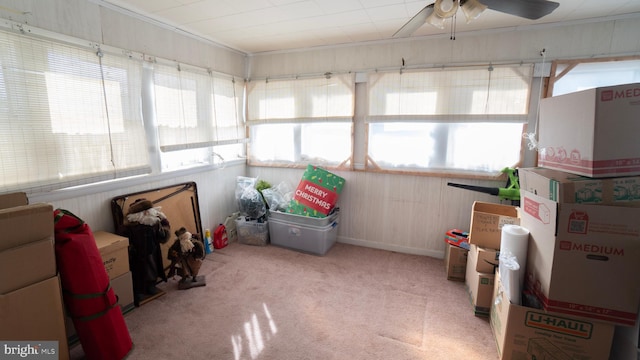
left=204, top=229, right=214, bottom=254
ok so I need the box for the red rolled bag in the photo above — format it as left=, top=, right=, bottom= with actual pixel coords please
left=53, top=209, right=133, bottom=360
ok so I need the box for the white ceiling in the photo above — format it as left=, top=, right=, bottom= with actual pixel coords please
left=99, top=0, right=640, bottom=54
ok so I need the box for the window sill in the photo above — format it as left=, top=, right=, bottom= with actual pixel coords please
left=28, top=159, right=246, bottom=203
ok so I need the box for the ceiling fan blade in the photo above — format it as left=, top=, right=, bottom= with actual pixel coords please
left=480, top=0, right=559, bottom=20
left=393, top=3, right=435, bottom=38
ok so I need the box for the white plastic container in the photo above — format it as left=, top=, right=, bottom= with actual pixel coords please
left=268, top=208, right=339, bottom=227
left=235, top=217, right=269, bottom=246
left=268, top=211, right=339, bottom=256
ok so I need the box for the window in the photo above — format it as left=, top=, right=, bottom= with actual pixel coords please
left=0, top=23, right=246, bottom=195
left=152, top=63, right=246, bottom=170
left=246, top=73, right=355, bottom=167
left=366, top=64, right=532, bottom=174
left=549, top=58, right=640, bottom=96
left=0, top=28, right=149, bottom=193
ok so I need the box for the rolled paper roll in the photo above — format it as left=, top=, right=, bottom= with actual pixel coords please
left=500, top=224, right=530, bottom=296
left=499, top=252, right=521, bottom=305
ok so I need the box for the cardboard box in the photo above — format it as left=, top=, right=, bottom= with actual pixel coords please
left=0, top=192, right=28, bottom=209
left=491, top=270, right=614, bottom=360
left=474, top=245, right=499, bottom=274
left=112, top=270, right=135, bottom=313
left=465, top=244, right=495, bottom=316
left=288, top=164, right=345, bottom=218
left=521, top=190, right=640, bottom=326
left=0, top=203, right=53, bottom=252
left=468, top=201, right=519, bottom=250
left=538, top=83, right=640, bottom=178
left=444, top=243, right=468, bottom=281
left=0, top=276, right=70, bottom=360
left=93, top=231, right=130, bottom=280
left=0, top=237, right=56, bottom=294
left=0, top=200, right=56, bottom=294
left=519, top=167, right=640, bottom=207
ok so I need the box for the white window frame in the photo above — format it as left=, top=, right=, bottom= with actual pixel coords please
left=151, top=61, right=246, bottom=171
left=365, top=64, right=533, bottom=175
left=547, top=56, right=640, bottom=97
left=246, top=73, right=355, bottom=168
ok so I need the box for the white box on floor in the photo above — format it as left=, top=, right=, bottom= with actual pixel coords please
left=268, top=211, right=339, bottom=256
left=538, top=83, right=640, bottom=177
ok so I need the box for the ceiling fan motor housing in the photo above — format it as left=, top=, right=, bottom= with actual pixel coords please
left=434, top=0, right=460, bottom=18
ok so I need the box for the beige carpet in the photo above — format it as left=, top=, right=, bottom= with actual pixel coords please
left=71, top=242, right=498, bottom=360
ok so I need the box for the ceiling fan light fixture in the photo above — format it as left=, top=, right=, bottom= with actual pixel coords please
left=433, top=0, right=459, bottom=18
left=394, top=0, right=559, bottom=39
left=460, top=0, right=487, bottom=23
left=425, top=10, right=447, bottom=29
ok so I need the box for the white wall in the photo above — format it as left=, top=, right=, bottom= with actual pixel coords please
left=248, top=167, right=505, bottom=257
left=3, top=0, right=640, bottom=257
left=30, top=165, right=245, bottom=236
left=0, top=0, right=246, bottom=76
left=248, top=16, right=640, bottom=77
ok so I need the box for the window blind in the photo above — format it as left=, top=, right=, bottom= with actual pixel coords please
left=0, top=29, right=150, bottom=194
left=246, top=73, right=355, bottom=124
left=367, top=64, right=533, bottom=123
left=153, top=62, right=245, bottom=152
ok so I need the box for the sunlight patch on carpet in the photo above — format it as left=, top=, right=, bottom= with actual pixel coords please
left=377, top=289, right=427, bottom=346
left=231, top=302, right=278, bottom=360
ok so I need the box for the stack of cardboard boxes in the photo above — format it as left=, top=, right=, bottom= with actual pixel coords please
left=447, top=83, right=640, bottom=358
left=464, top=202, right=519, bottom=316
left=0, top=192, right=136, bottom=358
left=489, top=83, right=640, bottom=359
left=0, top=193, right=70, bottom=359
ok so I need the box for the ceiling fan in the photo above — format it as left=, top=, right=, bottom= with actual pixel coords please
left=393, top=0, right=560, bottom=38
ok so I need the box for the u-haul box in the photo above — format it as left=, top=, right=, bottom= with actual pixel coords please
left=491, top=270, right=614, bottom=360
left=521, top=190, right=640, bottom=326
left=518, top=167, right=640, bottom=207
left=538, top=83, right=640, bottom=178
